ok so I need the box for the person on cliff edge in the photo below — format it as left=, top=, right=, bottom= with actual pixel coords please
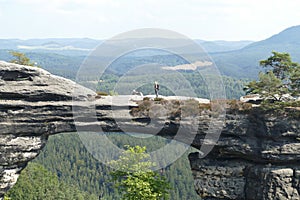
left=154, top=81, right=159, bottom=98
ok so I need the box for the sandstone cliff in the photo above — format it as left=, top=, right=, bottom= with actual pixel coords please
left=189, top=111, right=300, bottom=199
left=0, top=61, right=299, bottom=200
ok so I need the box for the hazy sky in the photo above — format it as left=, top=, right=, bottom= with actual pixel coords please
left=1, top=0, right=300, bottom=41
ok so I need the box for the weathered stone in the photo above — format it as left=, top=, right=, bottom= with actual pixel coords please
left=0, top=61, right=300, bottom=199
left=245, top=167, right=300, bottom=200
left=190, top=157, right=246, bottom=199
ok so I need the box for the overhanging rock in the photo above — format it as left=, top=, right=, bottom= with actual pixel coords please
left=0, top=61, right=300, bottom=200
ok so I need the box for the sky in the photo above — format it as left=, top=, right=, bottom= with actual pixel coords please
left=1, top=0, right=300, bottom=41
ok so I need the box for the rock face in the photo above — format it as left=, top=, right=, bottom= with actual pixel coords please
left=189, top=112, right=300, bottom=200
left=0, top=61, right=299, bottom=200
left=0, top=61, right=95, bottom=199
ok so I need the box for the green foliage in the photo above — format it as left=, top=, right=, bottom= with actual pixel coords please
left=259, top=51, right=299, bottom=80
left=290, top=64, right=300, bottom=96
left=3, top=50, right=247, bottom=100
left=260, top=100, right=300, bottom=114
left=34, top=133, right=200, bottom=199
left=222, top=76, right=248, bottom=99
left=246, top=71, right=288, bottom=101
left=245, top=51, right=300, bottom=102
left=109, top=90, right=119, bottom=96
left=5, top=162, right=96, bottom=200
left=9, top=51, right=40, bottom=67
left=109, top=145, right=171, bottom=200
left=95, top=72, right=246, bottom=100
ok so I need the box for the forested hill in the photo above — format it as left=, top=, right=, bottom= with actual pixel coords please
left=0, top=26, right=299, bottom=100
left=0, top=49, right=247, bottom=99
left=1, top=26, right=300, bottom=80
left=210, top=25, right=300, bottom=78
left=6, top=133, right=201, bottom=200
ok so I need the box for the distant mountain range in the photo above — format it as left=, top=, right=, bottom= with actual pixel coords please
left=196, top=40, right=253, bottom=53
left=211, top=25, right=300, bottom=78
left=0, top=37, right=253, bottom=55
left=0, top=25, right=300, bottom=79
left=0, top=38, right=100, bottom=56
left=0, top=38, right=99, bottom=49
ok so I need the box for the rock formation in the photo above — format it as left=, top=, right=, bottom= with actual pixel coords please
left=0, top=61, right=299, bottom=199
left=189, top=111, right=300, bottom=199
left=0, top=61, right=93, bottom=199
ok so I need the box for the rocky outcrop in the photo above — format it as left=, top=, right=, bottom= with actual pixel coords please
left=0, top=61, right=185, bottom=198
left=0, top=61, right=94, bottom=198
left=0, top=61, right=300, bottom=199
left=189, top=112, right=300, bottom=199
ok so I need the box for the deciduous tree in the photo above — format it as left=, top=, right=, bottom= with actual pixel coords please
left=109, top=145, right=170, bottom=200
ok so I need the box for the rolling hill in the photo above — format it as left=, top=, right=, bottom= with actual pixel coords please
left=0, top=25, right=299, bottom=80
left=211, top=25, right=300, bottom=78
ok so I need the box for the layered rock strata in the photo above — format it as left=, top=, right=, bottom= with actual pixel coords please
left=0, top=61, right=299, bottom=200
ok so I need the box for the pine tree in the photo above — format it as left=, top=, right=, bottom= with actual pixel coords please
left=245, top=51, right=300, bottom=102
left=9, top=51, right=39, bottom=67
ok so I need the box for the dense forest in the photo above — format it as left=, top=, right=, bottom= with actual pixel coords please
left=5, top=162, right=97, bottom=200
left=6, top=133, right=201, bottom=200
left=0, top=49, right=247, bottom=99
left=95, top=73, right=246, bottom=99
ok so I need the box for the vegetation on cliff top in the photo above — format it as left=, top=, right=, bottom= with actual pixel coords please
left=131, top=97, right=252, bottom=120
left=244, top=51, right=300, bottom=102
left=9, top=51, right=40, bottom=67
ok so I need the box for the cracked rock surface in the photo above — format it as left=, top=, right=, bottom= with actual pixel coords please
left=0, top=61, right=300, bottom=200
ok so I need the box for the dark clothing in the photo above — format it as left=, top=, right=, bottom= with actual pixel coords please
left=154, top=83, right=159, bottom=98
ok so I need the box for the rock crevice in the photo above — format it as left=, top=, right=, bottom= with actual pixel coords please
left=0, top=61, right=299, bottom=200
